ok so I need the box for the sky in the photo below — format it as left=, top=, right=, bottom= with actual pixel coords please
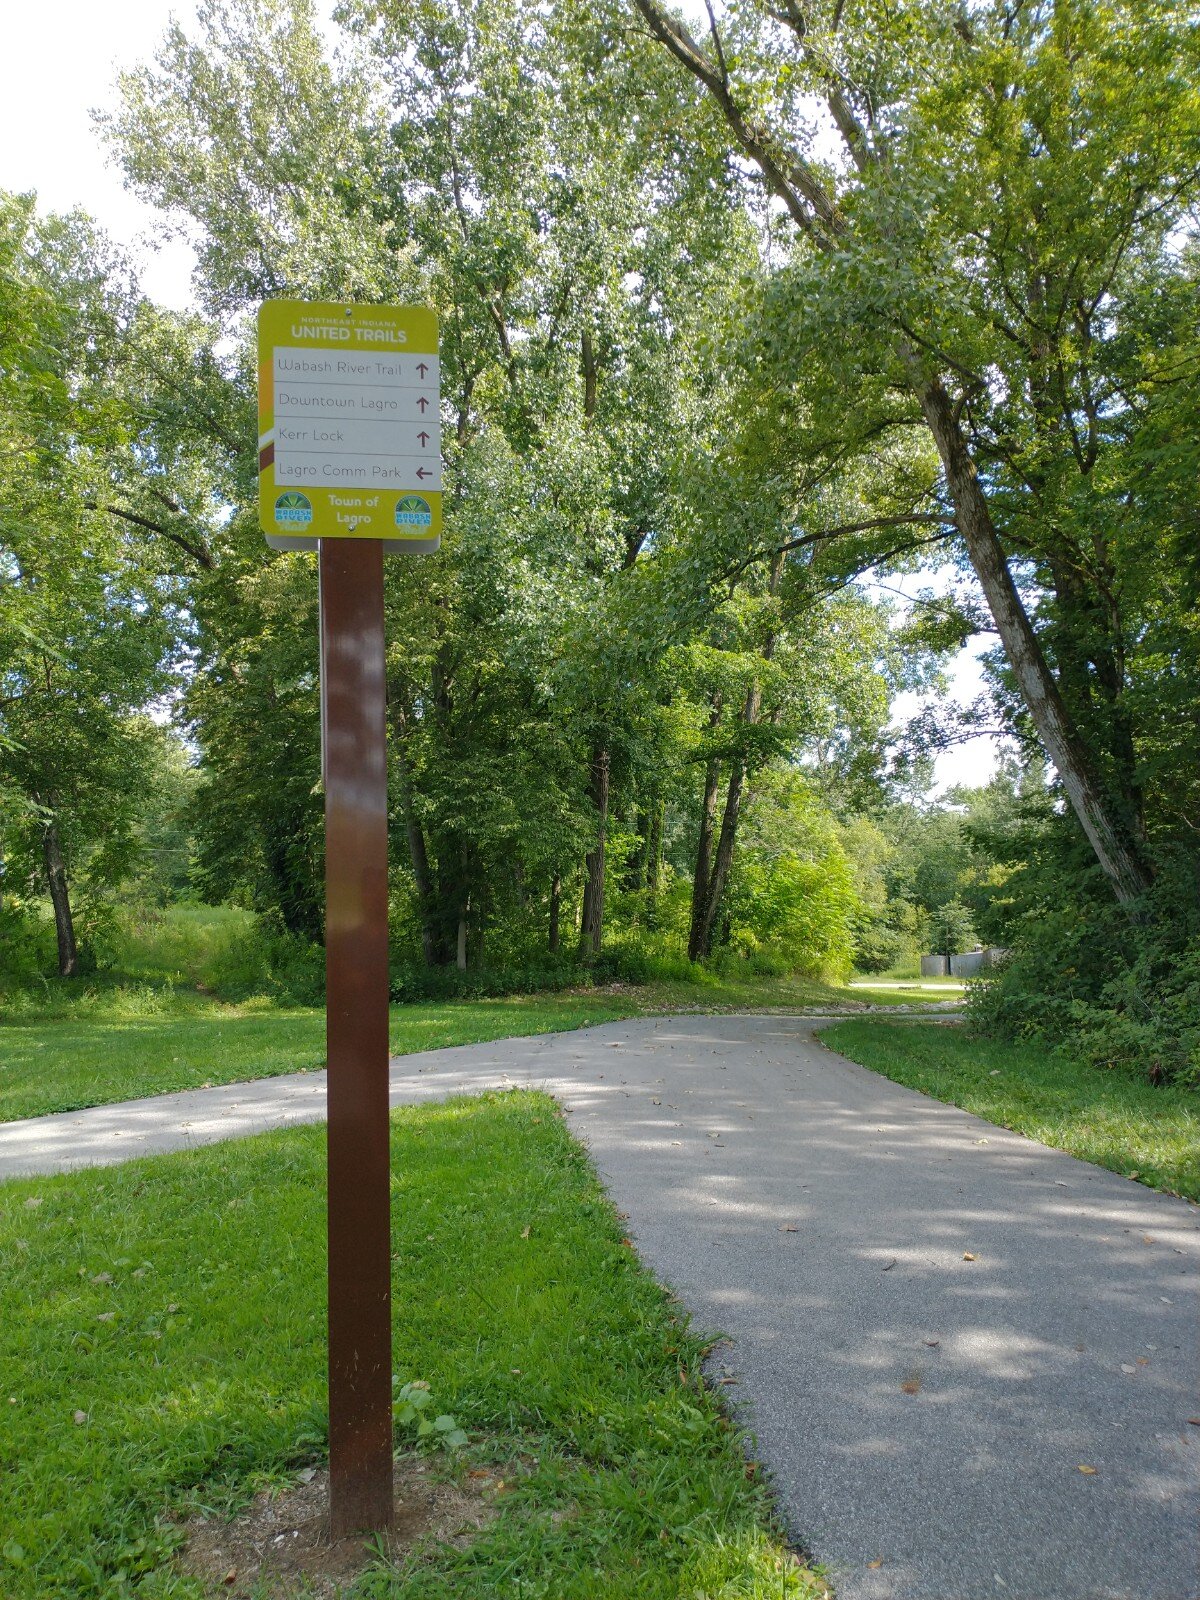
left=3, top=0, right=1002, bottom=795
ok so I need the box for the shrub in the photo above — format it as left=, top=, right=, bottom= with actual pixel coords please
left=0, top=899, right=54, bottom=987
left=207, top=914, right=325, bottom=1005
left=969, top=856, right=1200, bottom=1085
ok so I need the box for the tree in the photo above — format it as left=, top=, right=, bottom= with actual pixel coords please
left=627, top=0, right=1200, bottom=906
left=0, top=194, right=176, bottom=974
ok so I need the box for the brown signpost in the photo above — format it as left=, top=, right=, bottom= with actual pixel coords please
left=257, top=300, right=442, bottom=1537
left=320, top=536, right=393, bottom=1535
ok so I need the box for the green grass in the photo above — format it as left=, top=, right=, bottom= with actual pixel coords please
left=0, top=1091, right=824, bottom=1599
left=821, top=1020, right=1200, bottom=1202
left=0, top=974, right=958, bottom=1125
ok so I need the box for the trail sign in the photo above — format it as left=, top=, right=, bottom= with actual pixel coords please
left=257, top=299, right=442, bottom=552
left=256, top=299, right=442, bottom=1538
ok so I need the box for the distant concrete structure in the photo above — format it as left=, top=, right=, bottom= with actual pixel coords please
left=925, top=947, right=1010, bottom=979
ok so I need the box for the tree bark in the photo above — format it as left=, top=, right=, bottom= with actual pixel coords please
left=695, top=552, right=780, bottom=956
left=548, top=873, right=562, bottom=953
left=917, top=377, right=1153, bottom=903
left=579, top=745, right=611, bottom=959
left=688, top=753, right=722, bottom=962
left=42, top=819, right=78, bottom=978
left=697, top=679, right=764, bottom=958
left=581, top=330, right=598, bottom=422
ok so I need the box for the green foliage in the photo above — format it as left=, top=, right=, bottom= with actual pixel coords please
left=204, top=913, right=325, bottom=1005
left=725, top=773, right=860, bottom=980
left=969, top=856, right=1200, bottom=1086
left=6, top=0, right=1197, bottom=1057
left=391, top=1379, right=469, bottom=1451
left=928, top=897, right=977, bottom=960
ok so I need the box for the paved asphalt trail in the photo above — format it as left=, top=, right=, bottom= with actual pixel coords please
left=2, top=1014, right=1198, bottom=1599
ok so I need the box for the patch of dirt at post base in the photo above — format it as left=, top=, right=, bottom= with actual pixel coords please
left=177, top=1457, right=498, bottom=1598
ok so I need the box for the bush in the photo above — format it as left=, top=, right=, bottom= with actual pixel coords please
left=207, top=915, right=325, bottom=1005
left=969, top=856, right=1200, bottom=1086
left=0, top=899, right=55, bottom=987
left=389, top=953, right=583, bottom=1003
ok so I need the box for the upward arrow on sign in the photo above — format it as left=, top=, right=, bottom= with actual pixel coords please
left=417, top=430, right=430, bottom=447
left=416, top=395, right=429, bottom=413
left=416, top=361, right=429, bottom=378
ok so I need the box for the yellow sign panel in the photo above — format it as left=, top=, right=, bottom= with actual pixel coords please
left=257, top=299, right=442, bottom=551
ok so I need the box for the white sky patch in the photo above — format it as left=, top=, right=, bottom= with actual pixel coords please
left=867, top=569, right=1005, bottom=795
left=0, top=1, right=203, bottom=307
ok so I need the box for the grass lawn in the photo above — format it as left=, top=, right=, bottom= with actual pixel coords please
left=0, top=1091, right=823, bottom=1599
left=0, top=974, right=957, bottom=1125
left=821, top=1020, right=1200, bottom=1202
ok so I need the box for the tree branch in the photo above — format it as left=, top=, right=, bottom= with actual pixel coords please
left=632, top=0, right=841, bottom=242
left=86, top=500, right=215, bottom=570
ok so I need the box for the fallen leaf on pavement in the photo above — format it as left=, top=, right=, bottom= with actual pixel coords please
left=900, top=1378, right=921, bottom=1396
left=1077, top=1465, right=1097, bottom=1475
left=963, top=1252, right=977, bottom=1261
left=868, top=1558, right=884, bottom=1569
left=924, top=1339, right=940, bottom=1348
left=779, top=1223, right=798, bottom=1232
left=881, top=1259, right=897, bottom=1271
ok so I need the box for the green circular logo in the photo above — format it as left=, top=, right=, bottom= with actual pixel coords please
left=274, top=491, right=313, bottom=526
left=395, top=494, right=433, bottom=530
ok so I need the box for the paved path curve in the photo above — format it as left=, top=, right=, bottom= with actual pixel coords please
left=2, top=1014, right=1198, bottom=1600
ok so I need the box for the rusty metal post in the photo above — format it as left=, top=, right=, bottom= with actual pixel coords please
left=320, top=537, right=394, bottom=1537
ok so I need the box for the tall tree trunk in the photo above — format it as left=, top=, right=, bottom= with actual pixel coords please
left=697, top=679, right=764, bottom=958
left=688, top=754, right=722, bottom=962
left=579, top=745, right=610, bottom=959
left=456, top=904, right=469, bottom=971
left=696, top=553, right=780, bottom=956
left=699, top=762, right=746, bottom=958
left=548, top=873, right=562, bottom=953
left=42, top=819, right=78, bottom=978
left=917, top=377, right=1153, bottom=904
